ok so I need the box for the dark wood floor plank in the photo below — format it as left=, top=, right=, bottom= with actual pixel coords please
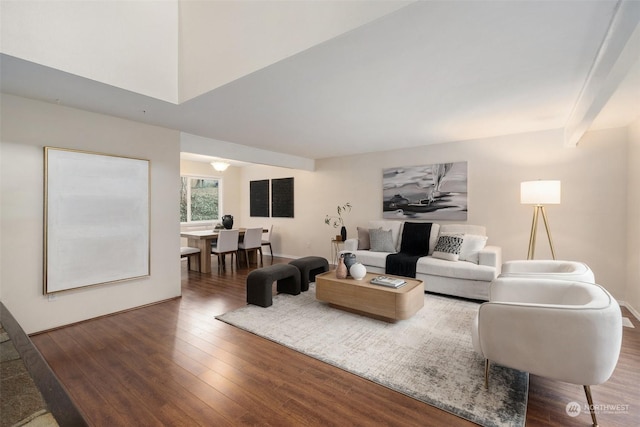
left=66, top=325, right=189, bottom=426
left=86, top=318, right=242, bottom=426
left=44, top=327, right=167, bottom=426
left=30, top=257, right=640, bottom=426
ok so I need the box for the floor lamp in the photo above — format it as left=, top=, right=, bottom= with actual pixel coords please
left=521, top=180, right=561, bottom=260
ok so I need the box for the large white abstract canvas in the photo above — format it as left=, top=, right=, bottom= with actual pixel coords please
left=45, top=147, right=149, bottom=293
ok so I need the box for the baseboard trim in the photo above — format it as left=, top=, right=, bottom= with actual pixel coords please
left=30, top=295, right=182, bottom=336
left=620, top=300, right=640, bottom=321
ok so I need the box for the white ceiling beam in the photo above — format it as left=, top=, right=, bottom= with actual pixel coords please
left=564, top=0, right=640, bottom=147
left=180, top=132, right=316, bottom=171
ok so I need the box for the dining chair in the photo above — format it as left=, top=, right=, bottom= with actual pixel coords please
left=211, top=229, right=239, bottom=271
left=180, top=246, right=201, bottom=271
left=239, top=227, right=263, bottom=268
left=261, top=225, right=273, bottom=261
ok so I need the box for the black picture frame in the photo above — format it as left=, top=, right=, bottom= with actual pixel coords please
left=250, top=180, right=269, bottom=217
left=271, top=177, right=294, bottom=218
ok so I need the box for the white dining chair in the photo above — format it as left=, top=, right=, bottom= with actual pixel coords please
left=239, top=227, right=263, bottom=268
left=261, top=225, right=273, bottom=260
left=211, top=229, right=239, bottom=271
left=180, top=246, right=201, bottom=271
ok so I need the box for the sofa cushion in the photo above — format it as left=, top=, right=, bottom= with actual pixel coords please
left=349, top=250, right=388, bottom=269
left=369, top=220, right=402, bottom=251
left=369, top=228, right=396, bottom=252
left=357, top=227, right=370, bottom=250
left=432, top=234, right=463, bottom=261
left=459, top=234, right=488, bottom=264
left=428, top=223, right=440, bottom=255
left=417, top=256, right=497, bottom=281
left=440, top=224, right=486, bottom=236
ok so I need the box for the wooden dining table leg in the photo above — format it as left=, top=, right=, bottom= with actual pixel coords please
left=188, top=238, right=212, bottom=274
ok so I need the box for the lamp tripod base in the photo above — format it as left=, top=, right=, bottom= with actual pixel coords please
left=527, top=205, right=556, bottom=260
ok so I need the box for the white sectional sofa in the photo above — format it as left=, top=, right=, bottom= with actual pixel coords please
left=341, top=221, right=501, bottom=300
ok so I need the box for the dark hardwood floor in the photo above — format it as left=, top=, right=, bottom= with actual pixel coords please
left=31, top=256, right=639, bottom=426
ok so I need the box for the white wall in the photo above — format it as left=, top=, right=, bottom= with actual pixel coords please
left=239, top=165, right=319, bottom=259
left=628, top=118, right=640, bottom=315
left=0, top=95, right=182, bottom=334
left=0, top=0, right=179, bottom=103
left=239, top=127, right=629, bottom=301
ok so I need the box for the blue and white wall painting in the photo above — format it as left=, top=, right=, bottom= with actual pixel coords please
left=383, top=162, right=468, bottom=220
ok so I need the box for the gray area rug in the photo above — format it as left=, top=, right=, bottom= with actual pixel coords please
left=217, top=284, right=528, bottom=427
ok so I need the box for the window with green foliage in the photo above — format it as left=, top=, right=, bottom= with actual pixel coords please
left=180, top=176, right=221, bottom=223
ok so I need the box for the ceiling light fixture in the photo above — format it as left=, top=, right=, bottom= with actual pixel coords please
left=211, top=161, right=230, bottom=172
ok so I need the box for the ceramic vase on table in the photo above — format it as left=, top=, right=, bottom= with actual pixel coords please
left=221, top=215, right=234, bottom=229
left=340, top=226, right=347, bottom=241
left=350, top=262, right=367, bottom=280
left=336, top=254, right=348, bottom=279
left=343, top=252, right=356, bottom=276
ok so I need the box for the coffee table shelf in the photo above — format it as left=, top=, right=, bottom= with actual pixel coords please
left=315, top=271, right=424, bottom=321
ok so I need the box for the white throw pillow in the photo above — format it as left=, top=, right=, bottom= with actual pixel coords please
left=428, top=223, right=440, bottom=255
left=432, top=234, right=464, bottom=261
left=459, top=234, right=488, bottom=264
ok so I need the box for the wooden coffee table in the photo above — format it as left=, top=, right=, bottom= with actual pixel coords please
left=315, top=271, right=424, bottom=321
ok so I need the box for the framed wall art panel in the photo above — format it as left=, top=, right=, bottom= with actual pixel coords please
left=250, top=179, right=269, bottom=217
left=271, top=177, right=294, bottom=218
left=382, top=161, right=467, bottom=221
left=44, top=147, right=150, bottom=294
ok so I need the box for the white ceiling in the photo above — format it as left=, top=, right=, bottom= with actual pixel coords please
left=1, top=1, right=639, bottom=164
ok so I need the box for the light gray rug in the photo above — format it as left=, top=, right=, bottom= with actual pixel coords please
left=217, top=284, right=528, bottom=427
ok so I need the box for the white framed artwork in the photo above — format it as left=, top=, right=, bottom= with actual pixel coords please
left=44, top=147, right=150, bottom=294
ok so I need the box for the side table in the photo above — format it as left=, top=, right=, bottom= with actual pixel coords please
left=330, top=238, right=344, bottom=266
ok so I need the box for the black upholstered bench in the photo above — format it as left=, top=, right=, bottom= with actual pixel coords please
left=289, top=256, right=329, bottom=291
left=246, top=264, right=301, bottom=307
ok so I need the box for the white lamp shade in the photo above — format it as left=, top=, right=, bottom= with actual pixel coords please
left=211, top=162, right=229, bottom=172
left=521, top=180, right=561, bottom=205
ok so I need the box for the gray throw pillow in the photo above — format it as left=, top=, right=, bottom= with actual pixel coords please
left=357, top=227, right=371, bottom=250
left=369, top=228, right=396, bottom=252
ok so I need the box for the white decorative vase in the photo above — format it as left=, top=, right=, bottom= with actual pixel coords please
left=350, top=262, right=367, bottom=280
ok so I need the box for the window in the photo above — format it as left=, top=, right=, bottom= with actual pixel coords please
left=180, top=176, right=221, bottom=223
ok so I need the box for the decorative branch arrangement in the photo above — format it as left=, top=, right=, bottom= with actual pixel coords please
left=324, top=202, right=352, bottom=228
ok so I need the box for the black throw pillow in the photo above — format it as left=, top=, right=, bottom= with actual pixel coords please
left=400, top=222, right=432, bottom=256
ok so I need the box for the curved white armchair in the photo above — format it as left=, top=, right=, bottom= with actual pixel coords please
left=472, top=277, right=622, bottom=427
left=500, top=259, right=594, bottom=282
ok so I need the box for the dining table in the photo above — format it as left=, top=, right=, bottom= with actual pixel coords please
left=180, top=228, right=267, bottom=273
